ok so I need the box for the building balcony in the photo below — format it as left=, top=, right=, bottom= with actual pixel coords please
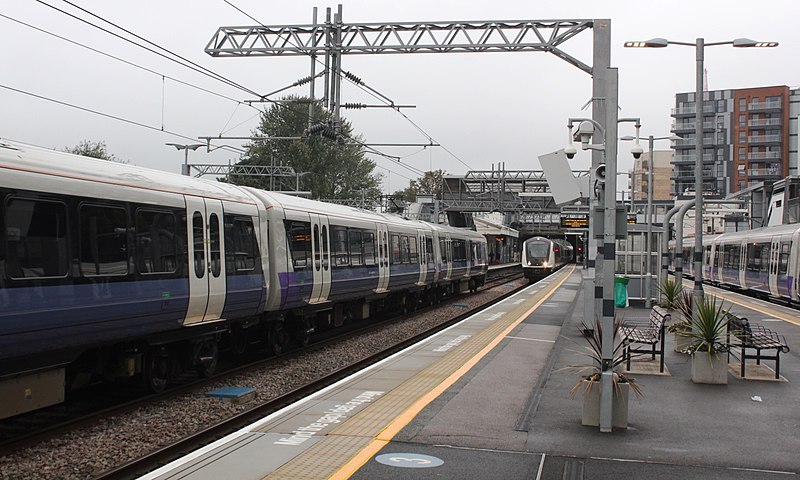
left=673, top=137, right=717, bottom=149
left=747, top=151, right=781, bottom=160
left=748, top=118, right=781, bottom=128
left=671, top=104, right=717, bottom=116
left=673, top=153, right=714, bottom=164
left=748, top=168, right=781, bottom=178
left=748, top=135, right=782, bottom=144
left=747, top=100, right=782, bottom=112
left=671, top=120, right=721, bottom=133
left=672, top=171, right=713, bottom=180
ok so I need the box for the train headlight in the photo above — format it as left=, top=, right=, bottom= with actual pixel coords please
left=542, top=261, right=549, bottom=268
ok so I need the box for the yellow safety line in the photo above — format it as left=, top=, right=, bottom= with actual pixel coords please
left=329, top=265, right=576, bottom=479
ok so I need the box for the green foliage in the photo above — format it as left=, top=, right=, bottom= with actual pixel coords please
left=666, top=288, right=693, bottom=333
left=657, top=277, right=682, bottom=309
left=64, top=140, right=125, bottom=163
left=226, top=96, right=382, bottom=201
left=683, top=294, right=730, bottom=354
left=563, top=318, right=642, bottom=398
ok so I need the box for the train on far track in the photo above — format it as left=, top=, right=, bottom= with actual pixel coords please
left=0, top=140, right=488, bottom=420
left=669, top=222, right=800, bottom=303
left=521, top=236, right=573, bottom=282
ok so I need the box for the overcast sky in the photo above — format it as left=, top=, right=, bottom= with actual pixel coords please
left=1, top=1, right=797, bottom=194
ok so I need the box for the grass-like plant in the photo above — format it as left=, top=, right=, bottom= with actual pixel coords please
left=667, top=288, right=694, bottom=333
left=684, top=294, right=730, bottom=355
left=564, top=318, right=643, bottom=398
left=657, top=277, right=682, bottom=310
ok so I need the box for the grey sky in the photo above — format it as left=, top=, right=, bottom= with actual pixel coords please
left=1, top=0, right=796, bottom=194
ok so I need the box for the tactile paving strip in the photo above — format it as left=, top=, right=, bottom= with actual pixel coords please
left=266, top=268, right=572, bottom=479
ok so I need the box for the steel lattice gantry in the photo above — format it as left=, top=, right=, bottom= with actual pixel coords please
left=206, top=19, right=595, bottom=74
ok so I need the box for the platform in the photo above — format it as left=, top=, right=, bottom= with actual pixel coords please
left=141, top=266, right=800, bottom=479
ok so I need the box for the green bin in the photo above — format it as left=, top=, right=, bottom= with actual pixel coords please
left=614, top=276, right=629, bottom=308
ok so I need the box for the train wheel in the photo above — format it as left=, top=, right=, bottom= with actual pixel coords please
left=195, top=340, right=219, bottom=378
left=143, top=346, right=169, bottom=393
left=268, top=320, right=288, bottom=356
left=294, top=318, right=313, bottom=348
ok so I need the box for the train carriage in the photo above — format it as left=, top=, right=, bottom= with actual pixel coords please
left=521, top=236, right=573, bottom=282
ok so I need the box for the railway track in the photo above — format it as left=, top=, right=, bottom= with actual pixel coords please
left=0, top=265, right=523, bottom=462
left=95, top=267, right=528, bottom=479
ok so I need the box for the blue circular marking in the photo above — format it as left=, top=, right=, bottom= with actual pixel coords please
left=375, top=453, right=444, bottom=468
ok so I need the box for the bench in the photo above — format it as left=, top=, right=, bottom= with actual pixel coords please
left=726, top=313, right=790, bottom=379
left=621, top=306, right=671, bottom=373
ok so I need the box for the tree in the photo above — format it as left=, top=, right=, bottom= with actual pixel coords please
left=64, top=140, right=125, bottom=163
left=225, top=96, right=382, bottom=200
left=393, top=169, right=446, bottom=202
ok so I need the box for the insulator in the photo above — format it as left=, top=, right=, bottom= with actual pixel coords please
left=343, top=71, right=362, bottom=84
left=293, top=76, right=313, bottom=86
left=322, top=128, right=338, bottom=140
left=307, top=124, right=326, bottom=135
left=342, top=103, right=365, bottom=110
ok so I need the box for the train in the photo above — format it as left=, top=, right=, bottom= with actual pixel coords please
left=521, top=236, right=573, bottom=281
left=0, top=140, right=488, bottom=419
left=670, top=223, right=800, bottom=303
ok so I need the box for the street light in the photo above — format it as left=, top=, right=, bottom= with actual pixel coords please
left=622, top=134, right=681, bottom=308
left=624, top=36, right=778, bottom=315
left=166, top=143, right=205, bottom=176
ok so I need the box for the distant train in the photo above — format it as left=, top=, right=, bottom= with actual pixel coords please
left=521, top=236, right=573, bottom=281
left=670, top=223, right=800, bottom=302
left=0, top=140, right=488, bottom=419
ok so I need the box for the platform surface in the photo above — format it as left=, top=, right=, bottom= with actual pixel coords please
left=141, top=268, right=800, bottom=479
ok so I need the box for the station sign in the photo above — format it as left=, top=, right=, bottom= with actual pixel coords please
left=560, top=215, right=589, bottom=229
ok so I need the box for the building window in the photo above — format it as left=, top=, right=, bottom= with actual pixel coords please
left=738, top=147, right=745, bottom=160
left=739, top=98, right=746, bottom=111
left=738, top=131, right=746, bottom=143
left=738, top=115, right=745, bottom=128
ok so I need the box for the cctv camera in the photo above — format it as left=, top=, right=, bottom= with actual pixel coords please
left=631, top=143, right=644, bottom=159
left=564, top=144, right=577, bottom=159
left=573, top=121, right=595, bottom=145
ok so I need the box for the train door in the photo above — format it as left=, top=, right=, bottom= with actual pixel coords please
left=376, top=223, right=390, bottom=292
left=417, top=230, right=427, bottom=285
left=309, top=214, right=331, bottom=304
left=738, top=242, right=746, bottom=286
left=184, top=196, right=227, bottom=325
left=768, top=237, right=780, bottom=296
left=444, top=234, right=453, bottom=280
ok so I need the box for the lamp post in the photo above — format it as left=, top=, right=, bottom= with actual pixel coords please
left=166, top=143, right=205, bottom=176
left=624, top=37, right=778, bottom=315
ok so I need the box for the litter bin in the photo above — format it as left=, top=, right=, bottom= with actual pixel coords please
left=614, top=276, right=629, bottom=308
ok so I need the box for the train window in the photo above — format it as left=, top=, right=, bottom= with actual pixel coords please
left=409, top=236, right=418, bottom=264
left=313, top=224, right=320, bottom=271
left=285, top=220, right=311, bottom=269
left=400, top=235, right=410, bottom=263
left=780, top=242, right=790, bottom=274
left=760, top=243, right=770, bottom=273
left=349, top=229, right=363, bottom=266
left=209, top=213, right=221, bottom=278
left=426, top=237, right=433, bottom=263
left=226, top=218, right=257, bottom=272
left=5, top=198, right=69, bottom=279
left=390, top=234, right=401, bottom=264
left=192, top=212, right=205, bottom=279
left=79, top=204, right=129, bottom=277
left=136, top=210, right=177, bottom=274
left=439, top=239, right=448, bottom=262
left=452, top=240, right=466, bottom=262
left=321, top=225, right=329, bottom=271
left=363, top=231, right=376, bottom=266
left=333, top=226, right=349, bottom=267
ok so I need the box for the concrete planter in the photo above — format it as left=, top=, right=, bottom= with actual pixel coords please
left=691, top=352, right=728, bottom=384
left=581, top=380, right=630, bottom=429
left=673, top=331, right=692, bottom=353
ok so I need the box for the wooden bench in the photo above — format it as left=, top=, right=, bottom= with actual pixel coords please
left=726, top=313, right=790, bottom=379
left=621, top=306, right=671, bottom=373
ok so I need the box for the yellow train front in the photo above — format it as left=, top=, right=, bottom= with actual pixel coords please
left=521, top=236, right=573, bottom=282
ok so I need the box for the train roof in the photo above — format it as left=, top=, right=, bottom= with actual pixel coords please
left=0, top=140, right=255, bottom=205
left=712, top=224, right=800, bottom=243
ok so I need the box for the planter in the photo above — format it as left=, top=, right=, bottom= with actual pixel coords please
left=581, top=380, right=630, bottom=429
left=673, top=331, right=692, bottom=353
left=691, top=352, right=728, bottom=384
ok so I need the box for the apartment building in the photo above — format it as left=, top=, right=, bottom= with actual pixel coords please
left=671, top=85, right=796, bottom=200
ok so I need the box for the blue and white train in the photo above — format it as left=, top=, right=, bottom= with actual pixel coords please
left=0, top=140, right=487, bottom=419
left=521, top=236, right=573, bottom=282
left=670, top=223, right=800, bottom=303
